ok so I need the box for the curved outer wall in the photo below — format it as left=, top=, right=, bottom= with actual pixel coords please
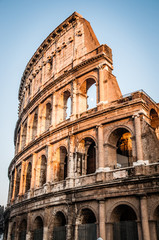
left=4, top=12, right=159, bottom=240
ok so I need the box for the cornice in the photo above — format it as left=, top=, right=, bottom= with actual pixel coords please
left=7, top=173, right=159, bottom=214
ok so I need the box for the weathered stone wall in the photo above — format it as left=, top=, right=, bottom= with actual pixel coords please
left=4, top=12, right=159, bottom=240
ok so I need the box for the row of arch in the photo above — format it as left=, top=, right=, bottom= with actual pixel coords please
left=11, top=136, right=97, bottom=200
left=10, top=203, right=159, bottom=240
left=16, top=78, right=97, bottom=153
left=11, top=126, right=136, bottom=200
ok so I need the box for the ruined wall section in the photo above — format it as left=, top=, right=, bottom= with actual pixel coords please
left=142, top=120, right=159, bottom=162
left=19, top=14, right=100, bottom=116
left=103, top=70, right=122, bottom=103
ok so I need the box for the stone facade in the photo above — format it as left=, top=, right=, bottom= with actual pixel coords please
left=4, top=12, right=159, bottom=240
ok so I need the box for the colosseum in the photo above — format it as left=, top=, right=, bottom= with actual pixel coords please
left=3, top=11, right=159, bottom=240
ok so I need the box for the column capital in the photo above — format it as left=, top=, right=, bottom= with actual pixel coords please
left=140, top=194, right=148, bottom=200
left=133, top=111, right=145, bottom=118
left=47, top=143, right=52, bottom=148
left=136, top=193, right=147, bottom=198
left=97, top=63, right=107, bottom=70
left=133, top=113, right=140, bottom=118
left=98, top=198, right=105, bottom=203
left=96, top=124, right=103, bottom=128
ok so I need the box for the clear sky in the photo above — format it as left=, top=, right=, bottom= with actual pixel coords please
left=0, top=0, right=159, bottom=206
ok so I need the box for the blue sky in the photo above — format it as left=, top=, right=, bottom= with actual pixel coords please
left=0, top=0, right=159, bottom=206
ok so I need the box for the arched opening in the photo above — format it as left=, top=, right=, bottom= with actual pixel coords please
left=45, top=102, right=52, bottom=130
left=63, top=91, right=71, bottom=120
left=66, top=97, right=71, bottom=119
left=15, top=169, right=21, bottom=198
left=39, top=155, right=47, bottom=187
left=79, top=78, right=96, bottom=113
left=78, top=208, right=97, bottom=240
left=111, top=204, right=138, bottom=240
left=77, top=138, right=96, bottom=176
left=21, top=122, right=27, bottom=149
left=87, top=141, right=96, bottom=174
left=153, top=205, right=159, bottom=240
left=11, top=222, right=16, bottom=240
left=117, top=132, right=132, bottom=167
left=87, top=81, right=96, bottom=110
left=32, top=110, right=38, bottom=140
left=53, top=212, right=66, bottom=240
left=19, top=219, right=27, bottom=240
left=150, top=109, right=159, bottom=139
left=25, top=162, right=32, bottom=192
left=59, top=147, right=68, bottom=181
left=108, top=128, right=133, bottom=168
left=33, top=216, right=43, bottom=240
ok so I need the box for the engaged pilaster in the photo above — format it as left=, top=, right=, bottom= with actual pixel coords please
left=99, top=200, right=106, bottom=240
left=97, top=125, right=104, bottom=170
left=19, top=161, right=25, bottom=196
left=140, top=195, right=150, bottom=240
left=134, top=114, right=143, bottom=160
left=97, top=64, right=105, bottom=104
left=31, top=153, right=37, bottom=189
left=47, top=144, right=53, bottom=183
left=68, top=135, right=75, bottom=183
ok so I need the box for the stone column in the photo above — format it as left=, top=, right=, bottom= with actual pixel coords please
left=18, top=125, right=22, bottom=152
left=43, top=226, right=48, bottom=240
left=98, top=64, right=105, bottom=103
left=27, top=212, right=32, bottom=240
left=99, top=200, right=106, bottom=240
left=47, top=144, right=53, bottom=183
left=31, top=153, right=37, bottom=189
left=43, top=207, right=50, bottom=240
left=26, top=114, right=31, bottom=144
left=66, top=204, right=74, bottom=240
left=19, top=161, right=25, bottom=195
left=52, top=146, right=57, bottom=182
left=7, top=221, right=12, bottom=240
left=41, top=103, right=46, bottom=133
left=66, top=225, right=71, bottom=240
left=106, top=223, right=113, bottom=240
left=134, top=115, right=143, bottom=160
left=68, top=135, right=74, bottom=179
left=37, top=104, right=42, bottom=137
left=97, top=125, right=104, bottom=170
left=71, top=79, right=77, bottom=120
left=25, top=118, right=29, bottom=146
left=140, top=196, right=150, bottom=240
left=52, top=92, right=56, bottom=127
left=12, top=168, right=17, bottom=200
left=50, top=93, right=54, bottom=127
left=74, top=223, right=78, bottom=240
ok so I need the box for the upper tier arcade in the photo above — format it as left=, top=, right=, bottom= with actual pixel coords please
left=14, top=12, right=121, bottom=150
left=18, top=12, right=113, bottom=113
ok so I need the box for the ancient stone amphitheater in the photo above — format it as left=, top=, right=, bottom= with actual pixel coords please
left=4, top=12, right=159, bottom=240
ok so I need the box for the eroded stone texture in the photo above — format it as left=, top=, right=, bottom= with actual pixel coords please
left=4, top=12, right=159, bottom=240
